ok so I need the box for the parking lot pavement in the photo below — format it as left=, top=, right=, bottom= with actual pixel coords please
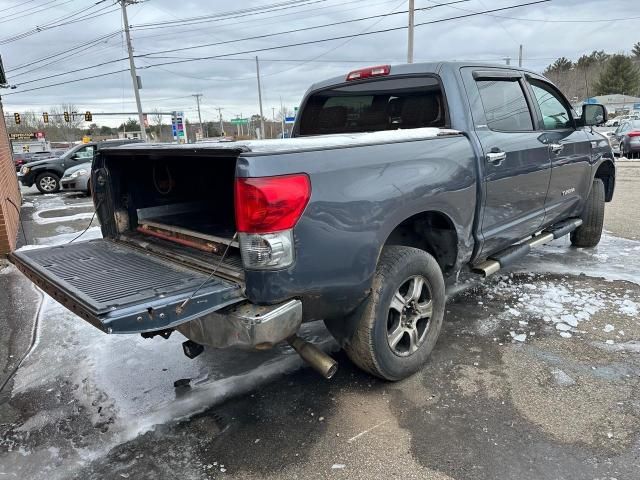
left=1, top=172, right=639, bottom=480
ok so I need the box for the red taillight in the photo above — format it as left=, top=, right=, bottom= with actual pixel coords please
left=628, top=131, right=640, bottom=137
left=235, top=174, right=311, bottom=233
left=346, top=64, right=391, bottom=81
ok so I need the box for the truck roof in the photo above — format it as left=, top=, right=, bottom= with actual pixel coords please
left=307, top=61, right=541, bottom=92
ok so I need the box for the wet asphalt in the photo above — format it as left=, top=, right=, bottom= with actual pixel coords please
left=1, top=166, right=639, bottom=479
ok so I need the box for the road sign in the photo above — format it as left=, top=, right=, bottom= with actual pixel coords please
left=82, top=136, right=91, bottom=144
left=284, top=116, right=296, bottom=124
left=9, top=132, right=38, bottom=140
left=231, top=118, right=249, bottom=125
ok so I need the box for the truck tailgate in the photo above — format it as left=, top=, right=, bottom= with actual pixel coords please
left=9, top=239, right=244, bottom=334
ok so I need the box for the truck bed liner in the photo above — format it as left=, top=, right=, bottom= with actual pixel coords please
left=10, top=239, right=244, bottom=333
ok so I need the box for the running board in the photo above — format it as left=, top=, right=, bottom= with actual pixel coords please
left=473, top=218, right=583, bottom=277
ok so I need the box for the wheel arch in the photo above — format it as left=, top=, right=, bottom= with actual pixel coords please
left=594, top=160, right=615, bottom=202
left=382, top=210, right=459, bottom=277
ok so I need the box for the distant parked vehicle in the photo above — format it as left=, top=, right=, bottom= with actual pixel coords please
left=18, top=139, right=142, bottom=193
left=61, top=163, right=91, bottom=195
left=612, top=119, right=640, bottom=158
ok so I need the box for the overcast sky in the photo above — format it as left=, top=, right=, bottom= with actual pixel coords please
left=0, top=0, right=635, bottom=126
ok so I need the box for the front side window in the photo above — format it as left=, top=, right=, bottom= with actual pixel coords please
left=298, top=76, right=446, bottom=136
left=75, top=146, right=95, bottom=159
left=476, top=79, right=533, bottom=132
left=529, top=80, right=573, bottom=130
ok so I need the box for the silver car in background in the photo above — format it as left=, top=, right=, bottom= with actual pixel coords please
left=61, top=163, right=91, bottom=195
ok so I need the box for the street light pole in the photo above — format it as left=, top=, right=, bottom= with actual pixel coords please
left=119, top=0, right=147, bottom=142
left=407, top=0, right=415, bottom=63
left=255, top=56, right=266, bottom=139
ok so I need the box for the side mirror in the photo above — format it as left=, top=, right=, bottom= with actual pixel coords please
left=580, top=104, right=607, bottom=127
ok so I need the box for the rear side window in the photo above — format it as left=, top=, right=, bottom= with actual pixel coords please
left=298, top=76, right=447, bottom=136
left=476, top=79, right=533, bottom=132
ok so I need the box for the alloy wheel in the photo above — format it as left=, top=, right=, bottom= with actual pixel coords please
left=386, top=275, right=433, bottom=356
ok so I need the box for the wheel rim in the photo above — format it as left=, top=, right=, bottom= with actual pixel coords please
left=387, top=275, right=433, bottom=357
left=39, top=176, right=57, bottom=192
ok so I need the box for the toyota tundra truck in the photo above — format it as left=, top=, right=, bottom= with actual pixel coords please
left=8, top=62, right=615, bottom=381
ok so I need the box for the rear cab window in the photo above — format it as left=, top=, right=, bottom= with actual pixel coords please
left=297, top=76, right=448, bottom=136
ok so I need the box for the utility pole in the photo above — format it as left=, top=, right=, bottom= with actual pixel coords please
left=217, top=107, right=224, bottom=137
left=192, top=93, right=204, bottom=138
left=518, top=45, right=523, bottom=67
left=120, top=0, right=147, bottom=142
left=271, top=106, right=276, bottom=139
left=407, top=0, right=415, bottom=63
left=255, top=56, right=266, bottom=140
left=503, top=56, right=511, bottom=66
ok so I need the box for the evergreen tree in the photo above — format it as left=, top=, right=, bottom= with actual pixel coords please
left=594, top=54, right=640, bottom=95
left=544, top=57, right=573, bottom=75
left=632, top=42, right=640, bottom=58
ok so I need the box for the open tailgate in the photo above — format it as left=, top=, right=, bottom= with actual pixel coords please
left=8, top=239, right=244, bottom=334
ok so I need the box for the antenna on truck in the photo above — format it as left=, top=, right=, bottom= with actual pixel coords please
left=175, top=232, right=238, bottom=315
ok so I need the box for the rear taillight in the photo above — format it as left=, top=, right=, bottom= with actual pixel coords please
left=235, top=174, right=311, bottom=234
left=346, top=64, right=391, bottom=81
left=628, top=131, right=640, bottom=137
left=235, top=174, right=310, bottom=270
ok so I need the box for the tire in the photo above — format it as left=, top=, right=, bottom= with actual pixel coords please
left=86, top=178, right=91, bottom=196
left=35, top=172, right=60, bottom=194
left=570, top=178, right=605, bottom=248
left=344, top=246, right=445, bottom=381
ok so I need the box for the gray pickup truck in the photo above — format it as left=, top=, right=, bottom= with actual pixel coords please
left=9, top=62, right=615, bottom=381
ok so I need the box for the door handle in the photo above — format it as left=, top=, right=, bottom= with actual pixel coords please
left=486, top=151, right=506, bottom=165
left=549, top=143, right=564, bottom=154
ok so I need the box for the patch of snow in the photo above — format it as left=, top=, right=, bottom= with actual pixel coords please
left=559, top=332, right=572, bottom=338
left=550, top=368, right=576, bottom=387
left=555, top=323, right=572, bottom=332
left=510, top=332, right=527, bottom=342
left=332, top=464, right=346, bottom=470
left=603, top=324, right=615, bottom=333
left=618, top=299, right=638, bottom=316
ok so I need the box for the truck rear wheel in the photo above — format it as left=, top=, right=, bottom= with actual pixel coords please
left=570, top=178, right=605, bottom=248
left=344, top=246, right=445, bottom=381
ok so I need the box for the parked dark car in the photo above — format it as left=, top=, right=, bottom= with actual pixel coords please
left=10, top=62, right=615, bottom=382
left=611, top=119, right=640, bottom=158
left=13, top=150, right=65, bottom=171
left=17, top=139, right=142, bottom=193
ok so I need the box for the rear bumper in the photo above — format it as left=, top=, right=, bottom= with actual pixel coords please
left=176, top=299, right=303, bottom=349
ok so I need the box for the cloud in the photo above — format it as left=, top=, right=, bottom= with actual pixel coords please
left=0, top=0, right=633, bottom=126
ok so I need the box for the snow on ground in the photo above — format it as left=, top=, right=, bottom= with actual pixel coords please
left=484, top=273, right=637, bottom=341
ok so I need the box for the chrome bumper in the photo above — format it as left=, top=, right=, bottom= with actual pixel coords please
left=176, top=299, right=302, bottom=349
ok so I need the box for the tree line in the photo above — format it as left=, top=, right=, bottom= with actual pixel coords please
left=544, top=43, right=640, bottom=101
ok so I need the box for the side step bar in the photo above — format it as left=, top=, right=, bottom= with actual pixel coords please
left=473, top=218, right=583, bottom=277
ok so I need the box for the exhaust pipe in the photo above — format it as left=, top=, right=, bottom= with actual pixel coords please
left=287, top=335, right=338, bottom=379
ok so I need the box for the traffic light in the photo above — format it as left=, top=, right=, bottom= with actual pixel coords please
left=84, top=111, right=92, bottom=122
left=63, top=111, right=70, bottom=122
left=43, top=112, right=49, bottom=123
left=14, top=113, right=20, bottom=124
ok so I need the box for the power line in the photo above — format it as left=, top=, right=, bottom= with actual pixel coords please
left=3, top=0, right=551, bottom=96
left=135, top=1, right=551, bottom=69
left=0, top=0, right=71, bottom=24
left=10, top=1, right=471, bottom=86
left=1, top=0, right=44, bottom=14
left=131, top=0, right=330, bottom=30
left=0, top=1, right=116, bottom=45
left=426, top=0, right=640, bottom=23
left=7, top=30, right=121, bottom=73
left=135, top=1, right=476, bottom=60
